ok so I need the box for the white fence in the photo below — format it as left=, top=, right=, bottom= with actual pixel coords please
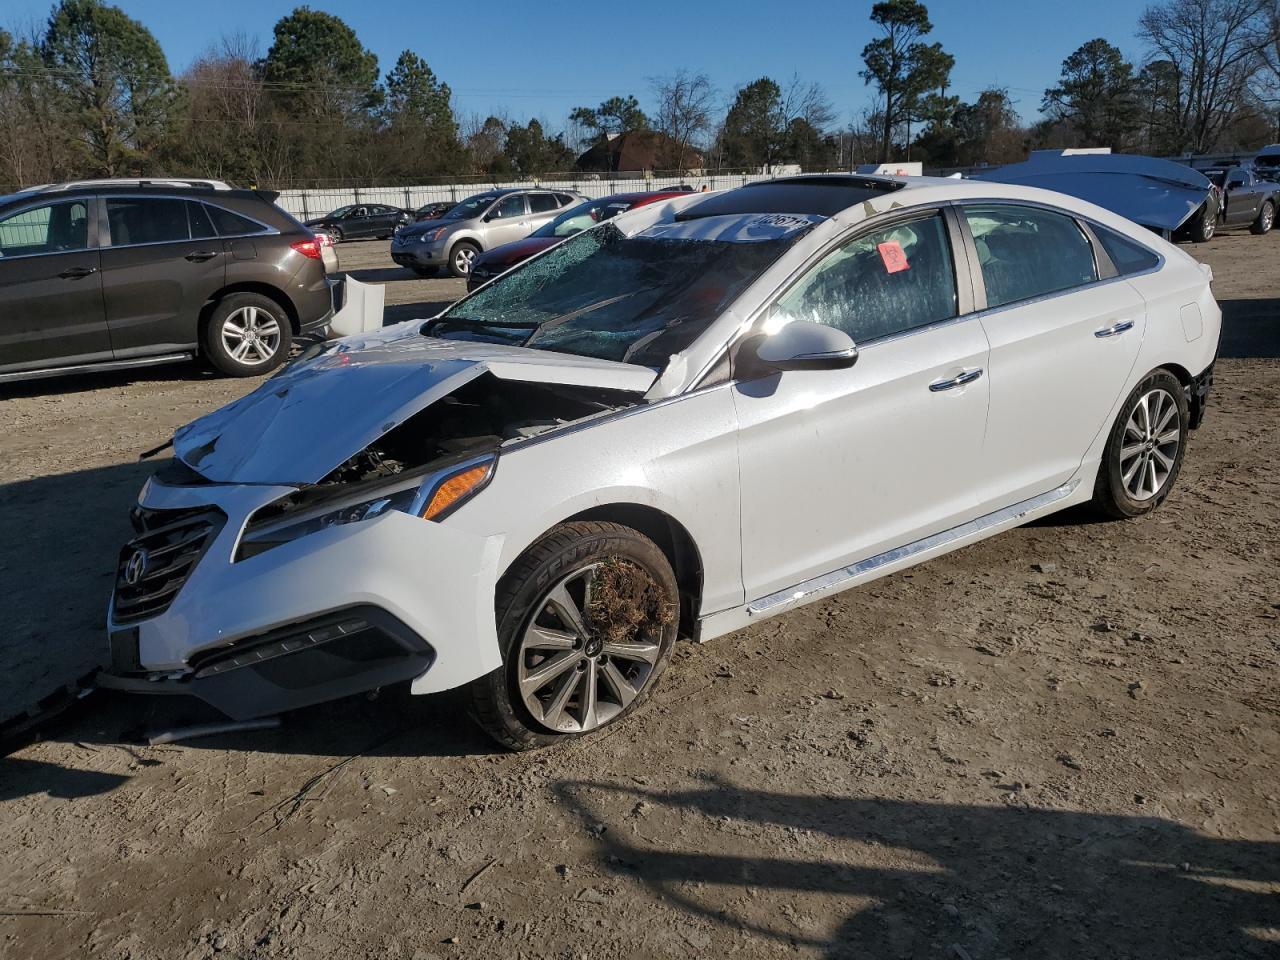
left=275, top=173, right=777, bottom=219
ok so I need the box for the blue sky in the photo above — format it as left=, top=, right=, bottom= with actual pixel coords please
left=3, top=0, right=1156, bottom=127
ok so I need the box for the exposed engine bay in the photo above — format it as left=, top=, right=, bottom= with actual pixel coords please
left=317, top=373, right=635, bottom=487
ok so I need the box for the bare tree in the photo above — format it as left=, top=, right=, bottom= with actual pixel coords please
left=649, top=69, right=716, bottom=169
left=1139, top=0, right=1271, bottom=153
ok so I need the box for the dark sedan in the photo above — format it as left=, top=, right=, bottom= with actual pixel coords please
left=304, top=203, right=410, bottom=242
left=465, top=190, right=689, bottom=291
left=413, top=201, right=453, bottom=222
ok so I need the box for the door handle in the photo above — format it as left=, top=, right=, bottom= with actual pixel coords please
left=1094, top=319, right=1135, bottom=338
left=929, top=368, right=983, bottom=392
left=185, top=250, right=220, bottom=262
left=58, top=266, right=97, bottom=279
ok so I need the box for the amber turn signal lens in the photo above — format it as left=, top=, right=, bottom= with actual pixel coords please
left=421, top=462, right=493, bottom=520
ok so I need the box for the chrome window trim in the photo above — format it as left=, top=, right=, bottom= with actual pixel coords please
left=0, top=196, right=98, bottom=260
left=98, top=193, right=278, bottom=250
left=686, top=195, right=1167, bottom=391
left=689, top=205, right=970, bottom=389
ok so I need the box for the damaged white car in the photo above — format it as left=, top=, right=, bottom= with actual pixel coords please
left=101, top=175, right=1221, bottom=750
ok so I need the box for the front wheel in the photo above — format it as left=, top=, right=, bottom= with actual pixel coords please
left=1251, top=200, right=1274, bottom=235
left=448, top=241, right=480, bottom=278
left=1092, top=369, right=1188, bottom=519
left=204, top=293, right=292, bottom=377
left=469, top=521, right=679, bottom=751
left=328, top=226, right=344, bottom=243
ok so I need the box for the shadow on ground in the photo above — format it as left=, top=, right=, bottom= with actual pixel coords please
left=555, top=774, right=1280, bottom=959
left=1218, top=297, right=1280, bottom=358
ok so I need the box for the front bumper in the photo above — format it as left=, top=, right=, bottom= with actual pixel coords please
left=103, top=476, right=505, bottom=719
left=390, top=240, right=445, bottom=268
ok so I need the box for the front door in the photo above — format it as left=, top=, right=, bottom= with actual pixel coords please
left=99, top=196, right=226, bottom=356
left=484, top=194, right=531, bottom=247
left=960, top=203, right=1146, bottom=510
left=0, top=197, right=108, bottom=373
left=734, top=210, right=992, bottom=603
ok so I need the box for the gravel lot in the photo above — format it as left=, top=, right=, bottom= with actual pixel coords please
left=1, top=235, right=1277, bottom=960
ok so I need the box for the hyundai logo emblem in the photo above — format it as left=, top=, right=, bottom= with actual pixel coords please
left=123, top=548, right=149, bottom=586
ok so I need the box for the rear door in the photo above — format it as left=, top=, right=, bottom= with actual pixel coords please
left=0, top=196, right=108, bottom=373
left=961, top=202, right=1146, bottom=511
left=99, top=196, right=226, bottom=357
left=526, top=192, right=562, bottom=231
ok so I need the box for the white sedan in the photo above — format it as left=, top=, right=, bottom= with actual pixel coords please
left=101, top=175, right=1220, bottom=750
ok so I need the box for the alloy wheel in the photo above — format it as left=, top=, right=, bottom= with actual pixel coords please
left=1119, top=388, right=1180, bottom=501
left=516, top=563, right=663, bottom=734
left=220, top=305, right=282, bottom=367
left=454, top=246, right=476, bottom=274
left=1264, top=206, right=1274, bottom=231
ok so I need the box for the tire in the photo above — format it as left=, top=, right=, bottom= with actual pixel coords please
left=448, top=240, right=480, bottom=278
left=328, top=226, right=344, bottom=243
left=1188, top=204, right=1215, bottom=243
left=203, top=292, right=293, bottom=377
left=1251, top=200, right=1274, bottom=235
left=1092, top=369, right=1189, bottom=519
left=469, top=521, right=679, bottom=751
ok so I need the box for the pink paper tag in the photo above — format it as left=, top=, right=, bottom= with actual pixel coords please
left=877, top=240, right=909, bottom=273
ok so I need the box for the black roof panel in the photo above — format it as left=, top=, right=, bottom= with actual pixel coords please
left=676, top=175, right=905, bottom=221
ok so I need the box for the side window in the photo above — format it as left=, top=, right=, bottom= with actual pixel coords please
left=106, top=197, right=190, bottom=246
left=554, top=193, right=577, bottom=206
left=207, top=205, right=268, bottom=237
left=0, top=200, right=90, bottom=257
left=528, top=193, right=559, bottom=214
left=1094, top=225, right=1160, bottom=276
left=492, top=195, right=526, bottom=219
left=772, top=213, right=958, bottom=343
left=187, top=201, right=217, bottom=240
left=964, top=204, right=1097, bottom=309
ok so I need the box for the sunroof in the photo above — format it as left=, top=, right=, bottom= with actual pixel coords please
left=676, top=176, right=905, bottom=221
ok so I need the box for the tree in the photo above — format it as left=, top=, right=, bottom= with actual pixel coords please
left=650, top=70, right=716, bottom=169
left=1043, top=39, right=1141, bottom=149
left=1139, top=0, right=1271, bottom=153
left=717, top=77, right=783, bottom=169
left=569, top=95, right=649, bottom=144
left=503, top=119, right=574, bottom=176
left=860, top=0, right=954, bottom=161
left=39, top=0, right=181, bottom=176
left=384, top=50, right=454, bottom=132
left=261, top=7, right=380, bottom=120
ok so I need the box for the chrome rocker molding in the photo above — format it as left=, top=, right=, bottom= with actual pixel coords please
left=747, top=480, right=1081, bottom=617
left=0, top=352, right=194, bottom=384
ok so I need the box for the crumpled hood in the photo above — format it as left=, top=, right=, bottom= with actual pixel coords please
left=173, top=321, right=658, bottom=486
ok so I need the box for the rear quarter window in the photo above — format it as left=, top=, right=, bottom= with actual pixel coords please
left=1095, top=226, right=1161, bottom=276
left=207, top=205, right=269, bottom=237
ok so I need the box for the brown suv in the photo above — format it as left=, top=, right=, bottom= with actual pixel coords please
left=0, top=179, right=334, bottom=383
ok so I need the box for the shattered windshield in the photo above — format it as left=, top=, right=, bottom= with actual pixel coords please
left=426, top=216, right=813, bottom=366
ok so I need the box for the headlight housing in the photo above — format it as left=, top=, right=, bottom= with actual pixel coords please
left=424, top=226, right=448, bottom=242
left=237, top=456, right=496, bottom=561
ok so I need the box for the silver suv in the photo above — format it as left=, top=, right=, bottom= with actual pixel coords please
left=390, top=187, right=584, bottom=277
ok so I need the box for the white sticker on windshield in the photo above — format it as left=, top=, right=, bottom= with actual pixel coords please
left=635, top=212, right=825, bottom=243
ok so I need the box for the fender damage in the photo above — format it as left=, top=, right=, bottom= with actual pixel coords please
left=103, top=323, right=656, bottom=719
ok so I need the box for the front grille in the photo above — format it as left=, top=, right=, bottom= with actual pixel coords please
left=112, top=507, right=225, bottom=624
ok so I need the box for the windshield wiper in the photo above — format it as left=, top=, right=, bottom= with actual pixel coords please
left=423, top=316, right=541, bottom=336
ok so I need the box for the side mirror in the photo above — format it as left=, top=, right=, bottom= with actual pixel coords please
left=747, top=319, right=858, bottom=373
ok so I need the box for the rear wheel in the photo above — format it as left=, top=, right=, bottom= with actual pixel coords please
left=1092, top=369, right=1188, bottom=519
left=204, top=293, right=292, bottom=377
left=1251, top=200, right=1274, bottom=235
left=469, top=521, right=679, bottom=751
left=1187, top=204, right=1215, bottom=243
left=448, top=241, right=480, bottom=278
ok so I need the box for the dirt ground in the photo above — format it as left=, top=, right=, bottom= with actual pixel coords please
left=0, top=235, right=1277, bottom=960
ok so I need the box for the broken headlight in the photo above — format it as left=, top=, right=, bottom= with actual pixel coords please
left=237, top=456, right=496, bottom=561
